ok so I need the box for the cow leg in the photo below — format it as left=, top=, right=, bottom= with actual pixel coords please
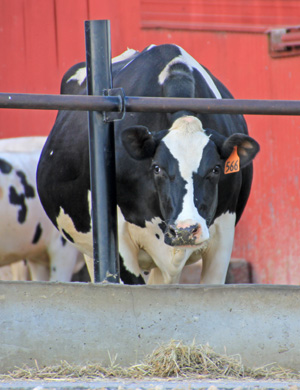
left=147, top=261, right=183, bottom=284
left=10, top=260, right=31, bottom=281
left=49, top=255, right=78, bottom=282
left=118, top=209, right=143, bottom=278
left=200, top=212, right=236, bottom=284
left=47, top=240, right=83, bottom=282
left=147, top=267, right=165, bottom=284
left=27, top=261, right=50, bottom=281
left=139, top=244, right=192, bottom=284
left=84, top=254, right=94, bottom=282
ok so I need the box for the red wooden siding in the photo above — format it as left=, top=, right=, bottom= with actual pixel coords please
left=1, top=0, right=300, bottom=284
left=141, top=0, right=300, bottom=33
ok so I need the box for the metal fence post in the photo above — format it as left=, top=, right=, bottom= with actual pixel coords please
left=85, top=20, right=119, bottom=283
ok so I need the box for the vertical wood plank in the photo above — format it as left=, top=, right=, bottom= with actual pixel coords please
left=54, top=0, right=89, bottom=73
left=0, top=0, right=58, bottom=137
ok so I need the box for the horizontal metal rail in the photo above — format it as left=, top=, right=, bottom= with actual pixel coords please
left=1, top=92, right=300, bottom=115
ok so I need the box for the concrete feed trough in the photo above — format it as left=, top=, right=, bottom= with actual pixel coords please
left=0, top=281, right=300, bottom=374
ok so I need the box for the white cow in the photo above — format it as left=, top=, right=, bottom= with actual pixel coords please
left=0, top=137, right=84, bottom=281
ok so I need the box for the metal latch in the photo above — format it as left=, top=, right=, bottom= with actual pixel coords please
left=269, top=26, right=300, bottom=58
left=103, top=88, right=125, bottom=122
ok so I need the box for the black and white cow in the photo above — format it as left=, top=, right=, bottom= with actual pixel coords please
left=37, top=44, right=259, bottom=284
left=0, top=137, right=84, bottom=281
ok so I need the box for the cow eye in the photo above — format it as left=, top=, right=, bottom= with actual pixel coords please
left=212, top=165, right=220, bottom=175
left=153, top=164, right=161, bottom=174
left=206, top=165, right=221, bottom=180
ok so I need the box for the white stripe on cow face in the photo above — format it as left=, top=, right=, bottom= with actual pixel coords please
left=162, top=116, right=210, bottom=240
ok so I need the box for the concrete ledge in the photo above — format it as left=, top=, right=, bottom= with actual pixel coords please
left=1, top=281, right=300, bottom=373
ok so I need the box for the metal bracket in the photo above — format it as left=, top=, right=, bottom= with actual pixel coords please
left=268, top=26, right=300, bottom=58
left=103, top=87, right=125, bottom=122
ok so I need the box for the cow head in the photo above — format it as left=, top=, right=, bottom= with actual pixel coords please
left=121, top=116, right=259, bottom=248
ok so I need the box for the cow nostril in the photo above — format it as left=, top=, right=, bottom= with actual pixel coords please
left=169, top=226, right=177, bottom=238
left=191, top=225, right=200, bottom=235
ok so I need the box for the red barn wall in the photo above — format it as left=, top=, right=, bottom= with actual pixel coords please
left=1, top=0, right=300, bottom=284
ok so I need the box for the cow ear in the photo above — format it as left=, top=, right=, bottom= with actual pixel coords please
left=222, top=133, right=260, bottom=168
left=121, top=126, right=157, bottom=160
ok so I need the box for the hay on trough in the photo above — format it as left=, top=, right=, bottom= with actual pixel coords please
left=1, top=340, right=299, bottom=381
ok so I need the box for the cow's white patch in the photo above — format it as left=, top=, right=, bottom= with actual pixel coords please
left=145, top=44, right=156, bottom=51
left=200, top=211, right=236, bottom=284
left=0, top=136, right=46, bottom=152
left=118, top=207, right=198, bottom=284
left=112, top=48, right=139, bottom=71
left=111, top=48, right=137, bottom=63
left=162, top=116, right=210, bottom=240
left=66, top=48, right=138, bottom=87
left=56, top=190, right=93, bottom=258
left=158, top=56, right=187, bottom=86
left=117, top=207, right=141, bottom=277
left=158, top=47, right=222, bottom=99
left=67, top=67, right=86, bottom=86
left=178, top=47, right=222, bottom=99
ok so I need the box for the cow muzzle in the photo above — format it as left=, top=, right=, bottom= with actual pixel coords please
left=164, top=220, right=207, bottom=247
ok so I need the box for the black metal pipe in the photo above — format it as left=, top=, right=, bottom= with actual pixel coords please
left=0, top=93, right=120, bottom=111
left=126, top=97, right=300, bottom=116
left=1, top=92, right=300, bottom=115
left=85, top=20, right=119, bottom=283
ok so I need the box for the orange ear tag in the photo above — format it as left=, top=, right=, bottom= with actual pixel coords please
left=224, top=146, right=240, bottom=174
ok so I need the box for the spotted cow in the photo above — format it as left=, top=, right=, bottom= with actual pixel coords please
left=0, top=137, right=84, bottom=281
left=37, top=44, right=259, bottom=284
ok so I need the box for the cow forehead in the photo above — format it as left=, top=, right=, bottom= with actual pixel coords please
left=162, top=118, right=210, bottom=178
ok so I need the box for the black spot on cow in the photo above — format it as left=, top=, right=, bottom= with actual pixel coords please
left=9, top=186, right=27, bottom=223
left=0, top=159, right=12, bottom=174
left=61, top=236, right=67, bottom=246
left=62, top=229, right=74, bottom=243
left=32, top=223, right=42, bottom=244
left=120, top=256, right=145, bottom=285
left=8, top=171, right=36, bottom=224
left=155, top=234, right=160, bottom=239
left=16, top=171, right=35, bottom=198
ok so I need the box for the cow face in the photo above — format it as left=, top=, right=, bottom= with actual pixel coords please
left=122, top=116, right=259, bottom=248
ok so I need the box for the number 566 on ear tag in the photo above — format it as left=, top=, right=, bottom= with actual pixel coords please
left=225, top=146, right=240, bottom=174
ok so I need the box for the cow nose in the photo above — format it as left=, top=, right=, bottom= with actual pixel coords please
left=168, top=224, right=199, bottom=237
left=165, top=222, right=202, bottom=246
